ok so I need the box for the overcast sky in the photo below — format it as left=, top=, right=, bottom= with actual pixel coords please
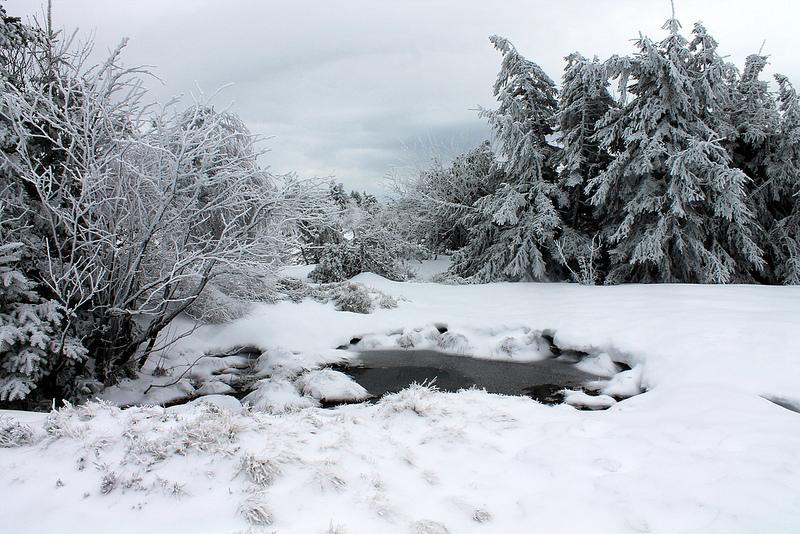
left=6, top=0, right=800, bottom=193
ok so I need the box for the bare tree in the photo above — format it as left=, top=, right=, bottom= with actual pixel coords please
left=1, top=29, right=324, bottom=385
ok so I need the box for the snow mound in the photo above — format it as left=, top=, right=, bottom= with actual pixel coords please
left=253, top=347, right=312, bottom=379
left=575, top=352, right=620, bottom=377
left=297, top=369, right=370, bottom=403
left=601, top=365, right=644, bottom=398
left=243, top=378, right=319, bottom=413
left=561, top=390, right=617, bottom=410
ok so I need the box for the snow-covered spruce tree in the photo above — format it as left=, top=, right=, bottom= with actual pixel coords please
left=763, top=75, right=800, bottom=284
left=0, top=241, right=87, bottom=403
left=727, top=53, right=783, bottom=282
left=589, top=18, right=764, bottom=283
left=555, top=53, right=614, bottom=231
left=450, top=36, right=563, bottom=282
left=394, top=141, right=501, bottom=255
left=553, top=53, right=615, bottom=281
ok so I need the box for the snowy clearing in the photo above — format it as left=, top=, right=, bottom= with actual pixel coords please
left=2, top=274, right=800, bottom=533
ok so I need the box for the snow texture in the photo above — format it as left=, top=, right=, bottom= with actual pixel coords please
left=2, top=271, right=800, bottom=532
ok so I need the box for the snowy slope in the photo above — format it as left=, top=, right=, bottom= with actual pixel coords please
left=2, top=276, right=800, bottom=533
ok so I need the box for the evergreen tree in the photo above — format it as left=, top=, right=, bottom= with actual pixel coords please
left=451, top=36, right=562, bottom=281
left=555, top=53, right=614, bottom=232
left=764, top=75, right=800, bottom=284
left=589, top=17, right=763, bottom=283
left=553, top=53, right=615, bottom=281
left=0, top=242, right=86, bottom=403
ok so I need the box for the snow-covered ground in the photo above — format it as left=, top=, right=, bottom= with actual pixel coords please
left=2, top=267, right=800, bottom=533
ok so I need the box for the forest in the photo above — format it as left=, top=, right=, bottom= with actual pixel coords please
left=1, top=3, right=798, bottom=406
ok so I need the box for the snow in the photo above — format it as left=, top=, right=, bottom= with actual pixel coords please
left=279, top=263, right=316, bottom=281
left=574, top=351, right=619, bottom=377
left=561, top=389, right=617, bottom=409
left=600, top=365, right=644, bottom=398
left=409, top=255, right=452, bottom=281
left=2, top=275, right=800, bottom=532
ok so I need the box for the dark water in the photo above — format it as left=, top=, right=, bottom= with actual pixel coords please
left=336, top=350, right=600, bottom=404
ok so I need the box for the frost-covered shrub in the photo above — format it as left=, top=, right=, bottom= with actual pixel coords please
left=327, top=283, right=399, bottom=314
left=309, top=212, right=421, bottom=284
left=173, top=406, right=240, bottom=453
left=333, top=283, right=374, bottom=314
left=429, top=272, right=472, bottom=285
left=310, top=241, right=416, bottom=283
left=274, top=276, right=321, bottom=303
left=437, top=332, right=471, bottom=354
left=377, top=293, right=398, bottom=309
left=0, top=417, right=34, bottom=447
left=238, top=453, right=284, bottom=487
left=239, top=493, right=273, bottom=526
left=379, top=383, right=449, bottom=418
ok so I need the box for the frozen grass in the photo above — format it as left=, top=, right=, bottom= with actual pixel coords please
left=0, top=416, right=34, bottom=447
left=238, top=492, right=273, bottom=526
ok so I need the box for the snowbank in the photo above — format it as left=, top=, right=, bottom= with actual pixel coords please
left=153, top=275, right=800, bottom=403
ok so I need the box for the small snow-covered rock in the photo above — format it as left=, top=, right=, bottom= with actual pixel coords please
left=297, top=369, right=370, bottom=403
left=185, top=394, right=243, bottom=413
left=575, top=352, right=620, bottom=378
left=601, top=365, right=644, bottom=398
left=561, top=390, right=617, bottom=410
left=194, top=381, right=235, bottom=396
left=243, top=378, right=319, bottom=414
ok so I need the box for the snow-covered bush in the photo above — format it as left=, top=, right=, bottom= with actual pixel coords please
left=333, top=283, right=374, bottom=314
left=0, top=416, right=34, bottom=447
left=330, top=283, right=398, bottom=314
left=239, top=493, right=273, bottom=526
left=238, top=452, right=284, bottom=487
left=393, top=142, right=500, bottom=255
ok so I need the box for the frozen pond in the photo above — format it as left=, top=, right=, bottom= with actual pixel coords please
left=337, top=349, right=602, bottom=405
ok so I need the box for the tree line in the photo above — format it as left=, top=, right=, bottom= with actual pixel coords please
left=398, top=17, right=800, bottom=285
